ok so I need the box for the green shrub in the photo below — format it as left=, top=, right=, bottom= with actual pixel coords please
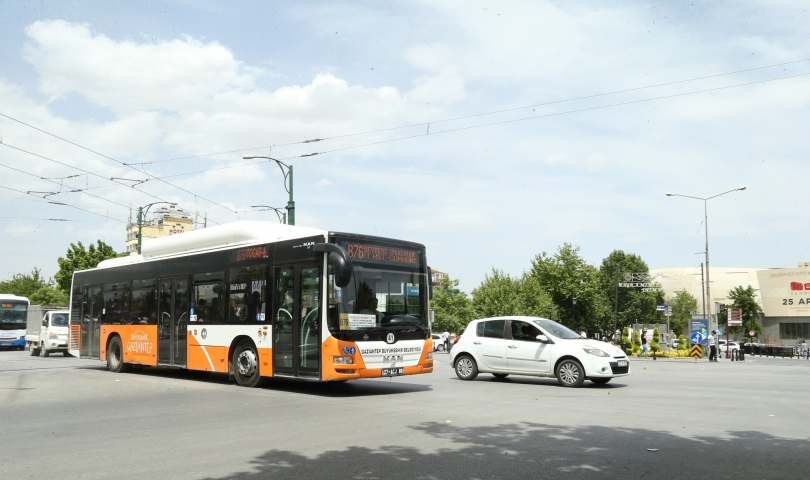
left=678, top=334, right=687, bottom=351
left=651, top=328, right=660, bottom=354
left=632, top=331, right=641, bottom=355
left=622, top=327, right=632, bottom=356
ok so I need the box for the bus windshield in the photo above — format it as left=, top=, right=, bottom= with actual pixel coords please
left=328, top=264, right=429, bottom=340
left=0, top=301, right=28, bottom=326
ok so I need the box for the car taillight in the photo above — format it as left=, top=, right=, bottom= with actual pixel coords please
left=453, top=335, right=461, bottom=345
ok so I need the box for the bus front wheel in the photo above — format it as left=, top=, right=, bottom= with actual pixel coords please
left=233, top=339, right=263, bottom=388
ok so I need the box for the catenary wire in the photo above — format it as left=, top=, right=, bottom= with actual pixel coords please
left=118, top=57, right=810, bottom=168
left=0, top=113, right=235, bottom=221
left=156, top=70, right=810, bottom=179
left=0, top=185, right=126, bottom=223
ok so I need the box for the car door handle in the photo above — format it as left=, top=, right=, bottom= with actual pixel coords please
left=508, top=345, right=517, bottom=349
left=473, top=341, right=481, bottom=345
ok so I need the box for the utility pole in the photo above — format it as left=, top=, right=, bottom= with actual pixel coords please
left=613, top=265, right=620, bottom=343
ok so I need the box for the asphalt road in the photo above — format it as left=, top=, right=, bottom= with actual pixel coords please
left=1, top=349, right=809, bottom=479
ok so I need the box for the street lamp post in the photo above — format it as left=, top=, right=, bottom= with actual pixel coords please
left=243, top=156, right=294, bottom=225
left=666, top=186, right=746, bottom=356
left=137, top=202, right=177, bottom=254
left=251, top=205, right=286, bottom=224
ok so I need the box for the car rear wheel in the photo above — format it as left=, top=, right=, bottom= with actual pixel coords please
left=455, top=355, right=478, bottom=381
left=556, top=359, right=585, bottom=388
left=590, top=377, right=611, bottom=385
left=29, top=343, right=39, bottom=356
left=492, top=373, right=509, bottom=379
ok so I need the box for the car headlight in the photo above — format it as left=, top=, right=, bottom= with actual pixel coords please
left=583, top=347, right=610, bottom=357
left=49, top=331, right=59, bottom=339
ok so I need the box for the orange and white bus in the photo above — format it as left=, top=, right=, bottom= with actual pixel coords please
left=68, top=221, right=434, bottom=386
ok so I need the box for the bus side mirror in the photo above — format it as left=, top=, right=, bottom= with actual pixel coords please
left=428, top=267, right=434, bottom=300
left=314, top=243, right=353, bottom=288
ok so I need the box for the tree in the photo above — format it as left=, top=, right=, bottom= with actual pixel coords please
left=596, top=250, right=664, bottom=333
left=0, top=268, right=68, bottom=305
left=678, top=334, right=687, bottom=351
left=718, top=285, right=762, bottom=337
left=632, top=330, right=641, bottom=355
left=55, top=240, right=122, bottom=294
left=530, top=243, right=601, bottom=334
left=431, top=276, right=473, bottom=334
left=622, top=327, right=632, bottom=355
left=668, top=290, right=698, bottom=336
left=470, top=269, right=553, bottom=321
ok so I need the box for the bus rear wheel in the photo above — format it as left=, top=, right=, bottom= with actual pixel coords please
left=233, top=339, right=263, bottom=388
left=107, top=336, right=131, bottom=373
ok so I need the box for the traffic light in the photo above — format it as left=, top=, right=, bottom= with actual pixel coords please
left=718, top=304, right=727, bottom=315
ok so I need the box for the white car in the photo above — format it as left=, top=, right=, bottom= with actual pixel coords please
left=450, top=316, right=630, bottom=387
left=718, top=340, right=739, bottom=354
left=431, top=334, right=446, bottom=352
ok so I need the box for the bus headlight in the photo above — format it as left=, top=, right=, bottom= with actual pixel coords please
left=425, top=352, right=433, bottom=360
left=333, top=356, right=354, bottom=364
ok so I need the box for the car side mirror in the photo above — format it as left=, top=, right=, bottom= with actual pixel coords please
left=536, top=334, right=550, bottom=343
left=42, top=319, right=48, bottom=327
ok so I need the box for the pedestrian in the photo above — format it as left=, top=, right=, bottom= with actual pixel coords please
left=802, top=339, right=808, bottom=360
left=708, top=330, right=717, bottom=362
left=442, top=331, right=449, bottom=351
left=580, top=329, right=587, bottom=338
left=638, top=329, right=650, bottom=357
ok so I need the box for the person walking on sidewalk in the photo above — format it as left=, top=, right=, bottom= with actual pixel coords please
left=638, top=329, right=650, bottom=357
left=708, top=330, right=717, bottom=362
left=802, top=339, right=808, bottom=360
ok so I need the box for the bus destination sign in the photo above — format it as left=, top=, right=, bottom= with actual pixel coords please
left=235, top=246, right=268, bottom=262
left=346, top=243, right=418, bottom=265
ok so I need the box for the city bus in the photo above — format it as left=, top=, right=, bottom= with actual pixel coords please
left=0, top=294, right=29, bottom=350
left=68, top=221, right=433, bottom=386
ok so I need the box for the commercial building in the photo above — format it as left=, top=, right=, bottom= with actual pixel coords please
left=125, top=206, right=194, bottom=255
left=650, top=263, right=810, bottom=345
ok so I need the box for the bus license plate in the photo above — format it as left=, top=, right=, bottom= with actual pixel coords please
left=618, top=360, right=628, bottom=367
left=382, top=368, right=404, bottom=377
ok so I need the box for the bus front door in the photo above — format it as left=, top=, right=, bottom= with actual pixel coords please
left=159, top=277, right=189, bottom=367
left=81, top=285, right=102, bottom=359
left=273, top=264, right=321, bottom=378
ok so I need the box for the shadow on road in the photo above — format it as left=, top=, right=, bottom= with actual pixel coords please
left=203, top=421, right=810, bottom=479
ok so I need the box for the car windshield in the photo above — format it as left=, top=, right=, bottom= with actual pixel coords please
left=532, top=318, right=582, bottom=339
left=51, top=314, right=69, bottom=327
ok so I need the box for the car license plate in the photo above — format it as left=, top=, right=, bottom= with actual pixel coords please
left=618, top=360, right=628, bottom=367
left=381, top=368, right=404, bottom=377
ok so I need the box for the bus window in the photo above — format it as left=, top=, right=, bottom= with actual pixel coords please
left=229, top=265, right=267, bottom=323
left=103, top=282, right=131, bottom=325
left=193, top=283, right=225, bottom=324
left=130, top=279, right=156, bottom=325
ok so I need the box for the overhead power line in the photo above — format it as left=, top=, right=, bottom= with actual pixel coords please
left=119, top=57, right=810, bottom=168
left=0, top=113, right=234, bottom=221
left=0, top=184, right=126, bottom=223
left=156, top=70, right=810, bottom=179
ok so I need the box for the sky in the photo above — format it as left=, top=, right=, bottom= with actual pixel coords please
left=0, top=0, right=808, bottom=292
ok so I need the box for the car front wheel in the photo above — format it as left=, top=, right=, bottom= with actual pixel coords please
left=556, top=359, right=585, bottom=388
left=455, top=355, right=478, bottom=381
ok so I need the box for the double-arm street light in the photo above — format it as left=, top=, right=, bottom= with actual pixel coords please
left=243, top=156, right=294, bottom=225
left=251, top=205, right=286, bottom=224
left=137, top=202, right=177, bottom=254
left=666, top=186, right=747, bottom=343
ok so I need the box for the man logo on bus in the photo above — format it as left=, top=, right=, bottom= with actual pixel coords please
left=386, top=333, right=395, bottom=344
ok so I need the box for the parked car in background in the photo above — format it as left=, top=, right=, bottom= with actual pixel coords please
left=718, top=340, right=740, bottom=354
left=431, top=334, right=445, bottom=352
left=450, top=316, right=630, bottom=387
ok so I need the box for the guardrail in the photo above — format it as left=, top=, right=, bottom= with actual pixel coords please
left=742, top=344, right=807, bottom=359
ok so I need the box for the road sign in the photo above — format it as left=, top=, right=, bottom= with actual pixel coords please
left=665, top=306, right=672, bottom=317
left=728, top=308, right=743, bottom=327
left=656, top=305, right=666, bottom=311
left=690, top=345, right=702, bottom=358
left=718, top=327, right=723, bottom=335
left=691, top=332, right=704, bottom=345
left=749, top=330, right=755, bottom=337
